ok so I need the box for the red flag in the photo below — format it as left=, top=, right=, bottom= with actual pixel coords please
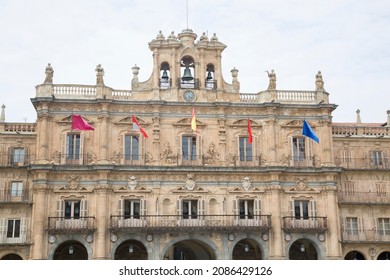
left=248, top=117, right=253, bottom=144
left=72, top=114, right=94, bottom=131
left=132, top=115, right=148, bottom=138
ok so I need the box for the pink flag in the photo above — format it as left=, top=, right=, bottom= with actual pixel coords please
left=132, top=115, right=148, bottom=138
left=72, top=114, right=95, bottom=131
left=248, top=117, right=253, bottom=144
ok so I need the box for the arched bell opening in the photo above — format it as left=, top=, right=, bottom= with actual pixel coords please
left=205, top=64, right=216, bottom=90
left=180, top=56, right=197, bottom=89
left=160, top=62, right=171, bottom=89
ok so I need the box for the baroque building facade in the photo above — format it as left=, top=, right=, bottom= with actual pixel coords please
left=0, top=29, right=389, bottom=260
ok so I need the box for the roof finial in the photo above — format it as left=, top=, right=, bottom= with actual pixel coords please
left=356, top=109, right=361, bottom=124
left=0, top=104, right=5, bottom=122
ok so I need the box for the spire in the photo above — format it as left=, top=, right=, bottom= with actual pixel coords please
left=0, top=104, right=5, bottom=122
left=356, top=109, right=362, bottom=125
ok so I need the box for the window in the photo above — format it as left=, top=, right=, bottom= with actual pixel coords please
left=292, top=137, right=305, bottom=161
left=13, top=148, right=25, bottom=163
left=64, top=200, right=81, bottom=219
left=294, top=200, right=309, bottom=220
left=124, top=200, right=140, bottom=219
left=182, top=136, right=197, bottom=161
left=378, top=218, right=390, bottom=236
left=372, top=151, right=383, bottom=166
left=239, top=137, right=252, bottom=161
left=239, top=200, right=254, bottom=219
left=124, top=135, right=139, bottom=161
left=341, top=149, right=352, bottom=163
left=346, top=217, right=358, bottom=236
left=66, top=134, right=81, bottom=161
left=7, top=219, right=20, bottom=238
left=11, top=181, right=23, bottom=196
left=182, top=200, right=198, bottom=219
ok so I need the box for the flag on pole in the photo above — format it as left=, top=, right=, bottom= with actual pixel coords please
left=191, top=107, right=197, bottom=132
left=248, top=117, right=253, bottom=144
left=71, top=114, right=94, bottom=131
left=302, top=120, right=319, bottom=143
left=132, top=115, right=148, bottom=138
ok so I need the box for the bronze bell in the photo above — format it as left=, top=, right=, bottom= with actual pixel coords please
left=181, top=67, right=193, bottom=81
left=206, top=71, right=213, bottom=80
left=161, top=70, right=169, bottom=79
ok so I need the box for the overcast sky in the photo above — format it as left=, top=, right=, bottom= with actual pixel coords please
left=1, top=0, right=389, bottom=123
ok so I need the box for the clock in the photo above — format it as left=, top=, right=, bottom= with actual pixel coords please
left=183, top=90, right=196, bottom=102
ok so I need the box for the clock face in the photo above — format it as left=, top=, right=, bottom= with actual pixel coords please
left=183, top=91, right=195, bottom=102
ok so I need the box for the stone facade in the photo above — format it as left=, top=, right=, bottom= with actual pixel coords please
left=0, top=29, right=389, bottom=260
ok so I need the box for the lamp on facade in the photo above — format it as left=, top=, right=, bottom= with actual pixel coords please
left=244, top=244, right=249, bottom=252
left=129, top=244, right=134, bottom=253
left=68, top=245, right=74, bottom=255
left=300, top=244, right=305, bottom=252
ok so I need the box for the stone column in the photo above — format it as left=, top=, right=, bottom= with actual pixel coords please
left=36, top=111, right=50, bottom=163
left=30, top=171, right=49, bottom=259
left=325, top=186, right=342, bottom=259
left=98, top=107, right=109, bottom=164
left=94, top=171, right=110, bottom=259
left=267, top=185, right=284, bottom=259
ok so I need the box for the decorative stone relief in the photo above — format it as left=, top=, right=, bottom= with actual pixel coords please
left=185, top=173, right=196, bottom=191
left=128, top=176, right=138, bottom=190
left=242, top=177, right=251, bottom=191
left=204, top=142, right=219, bottom=165
left=161, top=142, right=177, bottom=164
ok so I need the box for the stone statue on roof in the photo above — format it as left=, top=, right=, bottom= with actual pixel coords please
left=266, top=69, right=276, bottom=90
left=315, top=70, right=324, bottom=91
left=95, top=64, right=104, bottom=85
left=44, top=63, right=54, bottom=84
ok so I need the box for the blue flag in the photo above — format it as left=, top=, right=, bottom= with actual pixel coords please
left=302, top=120, right=319, bottom=143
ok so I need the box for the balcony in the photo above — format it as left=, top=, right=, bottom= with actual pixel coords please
left=334, top=157, right=389, bottom=170
left=0, top=188, right=32, bottom=204
left=110, top=214, right=272, bottom=233
left=289, top=156, right=316, bottom=167
left=338, top=191, right=390, bottom=205
left=0, top=153, right=35, bottom=167
left=0, top=229, right=31, bottom=245
left=47, top=217, right=96, bottom=233
left=282, top=216, right=327, bottom=233
left=341, top=229, right=390, bottom=243
left=205, top=79, right=217, bottom=90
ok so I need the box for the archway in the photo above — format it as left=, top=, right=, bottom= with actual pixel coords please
left=53, top=240, right=88, bottom=260
left=114, top=239, right=147, bottom=260
left=344, top=250, right=365, bottom=260
left=164, top=239, right=215, bottom=260
left=377, top=251, right=390, bottom=260
left=1, top=253, right=23, bottom=260
left=288, top=238, right=318, bottom=260
left=232, top=238, right=262, bottom=260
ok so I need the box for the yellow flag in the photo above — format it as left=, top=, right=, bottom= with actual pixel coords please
left=191, top=107, right=197, bottom=132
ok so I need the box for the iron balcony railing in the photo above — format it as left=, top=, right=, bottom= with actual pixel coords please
left=341, top=229, right=390, bottom=243
left=110, top=214, right=271, bottom=233
left=0, top=188, right=32, bottom=203
left=178, top=78, right=200, bottom=89
left=334, top=157, right=389, bottom=170
left=47, top=217, right=96, bottom=233
left=0, top=229, right=31, bottom=245
left=0, top=154, right=35, bottom=167
left=338, top=191, right=390, bottom=204
left=282, top=216, right=327, bottom=233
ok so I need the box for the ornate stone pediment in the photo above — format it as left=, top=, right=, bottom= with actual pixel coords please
left=116, top=116, right=148, bottom=125
left=230, top=119, right=261, bottom=127
left=57, top=115, right=94, bottom=124
left=173, top=118, right=205, bottom=127
left=282, top=120, right=315, bottom=128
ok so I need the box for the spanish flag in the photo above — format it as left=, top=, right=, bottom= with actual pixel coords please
left=191, top=107, right=197, bottom=132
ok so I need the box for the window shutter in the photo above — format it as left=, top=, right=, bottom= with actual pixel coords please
left=24, top=148, right=29, bottom=165
left=20, top=218, right=28, bottom=243
left=62, top=133, right=67, bottom=164
left=384, top=151, right=389, bottom=168
left=80, top=200, right=88, bottom=217
left=79, top=134, right=84, bottom=165
left=254, top=199, right=261, bottom=216
left=198, top=199, right=205, bottom=219
left=369, top=151, right=374, bottom=166
left=310, top=200, right=317, bottom=217
left=0, top=218, right=7, bottom=242
left=289, top=200, right=294, bottom=217
left=56, top=200, right=64, bottom=218
left=287, top=136, right=293, bottom=164
left=8, top=147, right=14, bottom=165
left=176, top=199, right=182, bottom=220
left=141, top=199, right=147, bottom=218
left=118, top=199, right=123, bottom=217
left=197, top=135, right=202, bottom=160
left=306, top=138, right=313, bottom=159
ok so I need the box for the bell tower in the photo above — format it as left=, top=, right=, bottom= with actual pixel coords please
left=130, top=29, right=240, bottom=102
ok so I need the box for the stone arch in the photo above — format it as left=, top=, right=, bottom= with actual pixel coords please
left=47, top=235, right=92, bottom=260
left=228, top=233, right=269, bottom=260
left=285, top=234, right=325, bottom=260
left=110, top=234, right=152, bottom=260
